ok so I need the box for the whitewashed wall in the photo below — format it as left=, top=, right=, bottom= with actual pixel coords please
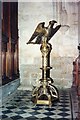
left=18, top=2, right=78, bottom=90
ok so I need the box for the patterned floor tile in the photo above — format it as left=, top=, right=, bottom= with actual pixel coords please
left=19, top=112, right=32, bottom=118
left=50, top=109, right=62, bottom=114
left=11, top=108, right=24, bottom=112
left=37, top=109, right=49, bottom=113
left=58, top=112, right=70, bottom=117
left=2, top=110, right=12, bottom=114
left=34, top=113, right=47, bottom=118
left=23, top=108, right=35, bottom=113
left=10, top=115, right=23, bottom=120
left=25, top=116, right=40, bottom=120
left=0, top=115, right=8, bottom=119
left=44, top=111, right=54, bottom=116
left=1, top=89, right=73, bottom=119
left=1, top=118, right=13, bottom=120
left=41, top=117, right=55, bottom=120
left=49, top=114, right=63, bottom=119
left=2, top=108, right=8, bottom=111
left=5, top=112, right=18, bottom=117
left=17, top=119, right=28, bottom=120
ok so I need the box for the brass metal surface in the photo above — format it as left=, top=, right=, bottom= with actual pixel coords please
left=32, top=36, right=59, bottom=106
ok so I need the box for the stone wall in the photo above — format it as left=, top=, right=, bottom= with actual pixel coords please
left=20, top=57, right=73, bottom=90
left=18, top=2, right=78, bottom=90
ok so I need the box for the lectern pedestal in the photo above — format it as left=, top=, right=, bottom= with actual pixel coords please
left=32, top=37, right=59, bottom=107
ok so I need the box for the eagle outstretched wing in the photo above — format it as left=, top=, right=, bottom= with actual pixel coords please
left=26, top=22, right=45, bottom=44
left=47, top=25, right=61, bottom=42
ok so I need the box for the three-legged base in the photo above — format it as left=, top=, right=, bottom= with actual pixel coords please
left=32, top=81, right=59, bottom=107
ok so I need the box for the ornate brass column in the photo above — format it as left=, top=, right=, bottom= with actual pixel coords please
left=32, top=37, right=59, bottom=106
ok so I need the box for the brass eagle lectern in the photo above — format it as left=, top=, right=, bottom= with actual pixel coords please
left=27, top=20, right=61, bottom=107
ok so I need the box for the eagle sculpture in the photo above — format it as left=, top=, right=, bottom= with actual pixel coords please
left=26, top=20, right=61, bottom=44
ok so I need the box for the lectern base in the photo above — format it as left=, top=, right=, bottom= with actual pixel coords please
left=32, top=83, right=59, bottom=107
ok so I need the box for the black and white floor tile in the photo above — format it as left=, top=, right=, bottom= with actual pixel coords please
left=0, top=89, right=73, bottom=120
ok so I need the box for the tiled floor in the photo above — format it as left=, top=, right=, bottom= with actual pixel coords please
left=1, top=89, right=73, bottom=120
